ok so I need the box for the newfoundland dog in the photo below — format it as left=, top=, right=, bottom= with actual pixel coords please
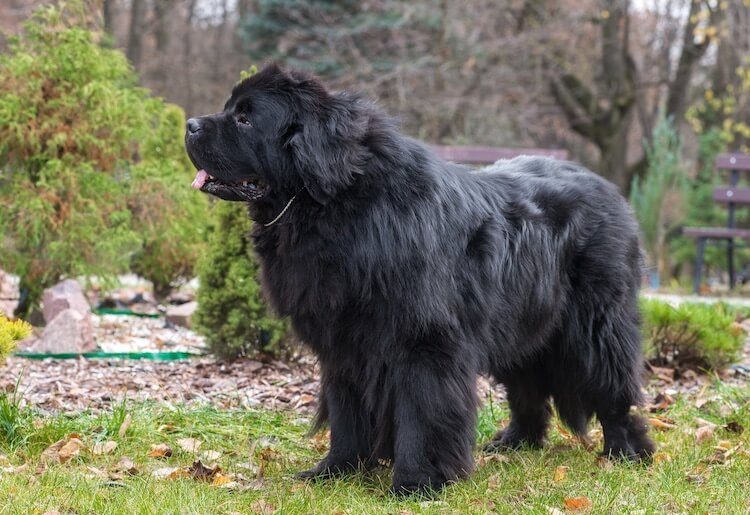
left=185, top=63, right=654, bottom=494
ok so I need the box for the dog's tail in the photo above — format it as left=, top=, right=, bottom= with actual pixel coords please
left=552, top=393, right=591, bottom=439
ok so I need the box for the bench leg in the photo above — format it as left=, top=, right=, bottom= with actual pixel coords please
left=728, top=239, right=735, bottom=290
left=694, top=238, right=706, bottom=294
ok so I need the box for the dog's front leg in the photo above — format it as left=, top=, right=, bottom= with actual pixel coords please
left=391, top=356, right=477, bottom=496
left=297, top=374, right=371, bottom=480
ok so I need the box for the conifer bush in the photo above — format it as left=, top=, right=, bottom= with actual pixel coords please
left=194, top=202, right=288, bottom=359
left=641, top=299, right=745, bottom=371
left=0, top=316, right=31, bottom=363
left=0, top=2, right=208, bottom=314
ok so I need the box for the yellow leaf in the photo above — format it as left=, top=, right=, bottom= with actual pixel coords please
left=648, top=417, right=676, bottom=430
left=653, top=452, right=672, bottom=464
left=118, top=413, right=132, bottom=438
left=553, top=465, right=569, bottom=482
left=211, top=473, right=234, bottom=486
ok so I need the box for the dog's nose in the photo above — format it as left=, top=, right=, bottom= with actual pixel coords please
left=187, top=118, right=202, bottom=134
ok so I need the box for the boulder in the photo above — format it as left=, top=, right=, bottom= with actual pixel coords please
left=0, top=269, right=19, bottom=317
left=26, top=308, right=96, bottom=354
left=42, top=279, right=90, bottom=324
left=166, top=301, right=198, bottom=328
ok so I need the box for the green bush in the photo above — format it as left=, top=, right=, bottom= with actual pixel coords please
left=0, top=1, right=208, bottom=314
left=640, top=298, right=745, bottom=371
left=193, top=202, right=288, bottom=359
left=0, top=316, right=31, bottom=362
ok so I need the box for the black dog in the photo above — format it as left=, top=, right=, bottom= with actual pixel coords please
left=185, top=63, right=654, bottom=495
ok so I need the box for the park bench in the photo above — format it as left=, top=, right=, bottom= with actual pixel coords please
left=431, top=145, right=568, bottom=164
left=684, top=153, right=750, bottom=294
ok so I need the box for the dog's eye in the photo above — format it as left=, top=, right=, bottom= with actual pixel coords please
left=236, top=115, right=252, bottom=127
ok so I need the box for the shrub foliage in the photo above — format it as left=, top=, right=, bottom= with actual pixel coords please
left=641, top=299, right=745, bottom=371
left=0, top=316, right=31, bottom=362
left=0, top=2, right=208, bottom=314
left=194, top=202, right=288, bottom=359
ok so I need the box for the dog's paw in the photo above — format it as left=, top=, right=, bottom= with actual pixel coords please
left=295, top=458, right=356, bottom=481
left=391, top=471, right=446, bottom=497
left=482, top=428, right=545, bottom=453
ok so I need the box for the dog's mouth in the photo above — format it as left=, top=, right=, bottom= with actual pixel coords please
left=191, top=169, right=269, bottom=202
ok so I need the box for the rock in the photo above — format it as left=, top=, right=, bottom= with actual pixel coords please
left=0, top=269, right=19, bottom=317
left=42, top=279, right=91, bottom=324
left=166, top=301, right=198, bottom=328
left=27, top=309, right=96, bottom=354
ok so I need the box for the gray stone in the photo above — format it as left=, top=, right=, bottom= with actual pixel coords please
left=0, top=269, right=19, bottom=317
left=166, top=301, right=198, bottom=328
left=42, top=279, right=90, bottom=324
left=27, top=309, right=96, bottom=354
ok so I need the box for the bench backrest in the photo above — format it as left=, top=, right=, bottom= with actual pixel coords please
left=713, top=187, right=750, bottom=205
left=431, top=145, right=568, bottom=164
left=716, top=153, right=750, bottom=171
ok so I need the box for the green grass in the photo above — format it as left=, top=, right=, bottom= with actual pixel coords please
left=0, top=383, right=748, bottom=514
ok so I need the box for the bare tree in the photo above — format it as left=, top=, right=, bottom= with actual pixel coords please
left=126, top=0, right=146, bottom=69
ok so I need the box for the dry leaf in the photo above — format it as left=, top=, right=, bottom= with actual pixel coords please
left=158, top=424, right=178, bottom=433
left=84, top=466, right=109, bottom=479
left=148, top=443, right=173, bottom=458
left=118, top=413, right=132, bottom=438
left=553, top=465, right=569, bottom=482
left=116, top=456, right=138, bottom=475
left=152, top=466, right=188, bottom=480
left=695, top=425, right=715, bottom=444
left=648, top=365, right=675, bottom=383
left=92, top=441, right=118, bottom=455
left=652, top=452, right=672, bottom=464
left=648, top=417, right=676, bottom=430
left=487, top=473, right=502, bottom=489
left=201, top=450, right=222, bottom=462
left=648, top=392, right=675, bottom=412
left=251, top=499, right=275, bottom=514
left=563, top=496, right=592, bottom=511
left=41, top=437, right=85, bottom=465
left=724, top=421, right=744, bottom=434
left=477, top=454, right=510, bottom=467
left=177, top=438, right=202, bottom=453
left=211, top=472, right=234, bottom=486
left=188, top=460, right=221, bottom=481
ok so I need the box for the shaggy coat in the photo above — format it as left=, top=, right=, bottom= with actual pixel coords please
left=184, top=63, right=654, bottom=494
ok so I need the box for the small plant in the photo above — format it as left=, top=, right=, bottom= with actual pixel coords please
left=0, top=315, right=31, bottom=362
left=640, top=299, right=745, bottom=371
left=194, top=202, right=288, bottom=359
left=630, top=115, right=688, bottom=284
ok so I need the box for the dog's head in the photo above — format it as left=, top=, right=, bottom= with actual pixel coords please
left=185, top=63, right=367, bottom=206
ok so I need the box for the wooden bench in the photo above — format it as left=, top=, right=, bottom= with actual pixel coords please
left=684, top=153, right=750, bottom=293
left=431, top=145, right=568, bottom=164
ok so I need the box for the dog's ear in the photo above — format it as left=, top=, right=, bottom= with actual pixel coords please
left=286, top=88, right=366, bottom=205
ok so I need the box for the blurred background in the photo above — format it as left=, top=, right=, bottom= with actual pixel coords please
left=1, top=0, right=750, bottom=359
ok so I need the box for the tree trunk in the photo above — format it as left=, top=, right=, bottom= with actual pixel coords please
left=126, top=0, right=146, bottom=69
left=103, top=0, right=115, bottom=35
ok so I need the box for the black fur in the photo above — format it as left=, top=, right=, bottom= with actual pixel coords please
left=185, top=63, right=654, bottom=495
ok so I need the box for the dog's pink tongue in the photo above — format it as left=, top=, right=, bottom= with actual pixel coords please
left=191, top=170, right=208, bottom=189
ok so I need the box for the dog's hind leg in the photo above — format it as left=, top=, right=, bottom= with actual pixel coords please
left=484, top=364, right=551, bottom=452
left=390, top=352, right=477, bottom=496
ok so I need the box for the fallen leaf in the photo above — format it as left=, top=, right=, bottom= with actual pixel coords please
left=695, top=425, right=715, bottom=444
left=563, top=496, right=592, bottom=511
left=648, top=417, right=676, bottom=430
left=487, top=473, right=502, bottom=489
left=652, top=452, right=672, bottom=464
left=201, top=450, right=222, bottom=462
left=648, top=364, right=675, bottom=383
left=595, top=456, right=614, bottom=470
left=148, top=443, right=173, bottom=459
left=41, top=437, right=85, bottom=465
left=648, top=392, right=675, bottom=412
left=477, top=454, right=510, bottom=467
left=152, top=466, right=188, bottom=480
left=84, top=466, right=109, bottom=479
left=158, top=424, right=178, bottom=433
left=118, top=413, right=132, bottom=438
left=116, top=456, right=138, bottom=475
left=92, top=441, right=118, bottom=455
left=724, top=421, right=744, bottom=434
left=553, top=465, right=569, bottom=482
left=251, top=499, right=276, bottom=514
left=189, top=460, right=221, bottom=481
left=211, top=472, right=234, bottom=486
left=177, top=438, right=202, bottom=454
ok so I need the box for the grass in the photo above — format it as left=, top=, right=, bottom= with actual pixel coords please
left=0, top=383, right=748, bottom=514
